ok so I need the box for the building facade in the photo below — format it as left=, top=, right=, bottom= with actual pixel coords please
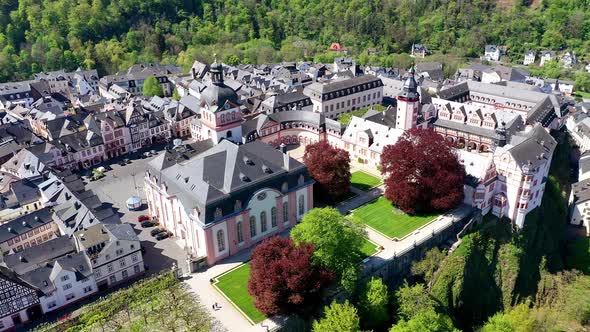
left=303, top=75, right=383, bottom=119
left=144, top=140, right=314, bottom=266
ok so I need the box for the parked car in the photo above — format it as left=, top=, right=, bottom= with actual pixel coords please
left=137, top=215, right=151, bottom=222
left=118, top=160, right=126, bottom=166
left=124, top=158, right=130, bottom=164
left=144, top=152, right=152, bottom=158
left=155, top=231, right=171, bottom=241
left=140, top=220, right=157, bottom=228
left=150, top=150, right=157, bottom=155
left=150, top=227, right=165, bottom=236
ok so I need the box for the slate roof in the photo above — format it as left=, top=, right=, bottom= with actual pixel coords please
left=572, top=178, right=590, bottom=204
left=504, top=124, right=556, bottom=169
left=304, top=75, right=382, bottom=96
left=0, top=208, right=54, bottom=244
left=147, top=140, right=310, bottom=224
left=241, top=111, right=343, bottom=139
left=20, top=251, right=92, bottom=295
left=3, top=236, right=76, bottom=275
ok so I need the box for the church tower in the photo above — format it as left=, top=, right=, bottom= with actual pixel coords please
left=396, top=67, right=420, bottom=130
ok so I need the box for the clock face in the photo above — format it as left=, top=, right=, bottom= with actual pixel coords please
left=257, top=192, right=267, bottom=200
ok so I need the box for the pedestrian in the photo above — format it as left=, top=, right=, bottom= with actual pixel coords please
left=212, top=304, right=215, bottom=310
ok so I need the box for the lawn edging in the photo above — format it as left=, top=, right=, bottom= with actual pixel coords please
left=210, top=262, right=261, bottom=325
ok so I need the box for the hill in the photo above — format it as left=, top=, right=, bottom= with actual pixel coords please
left=0, top=0, right=588, bottom=81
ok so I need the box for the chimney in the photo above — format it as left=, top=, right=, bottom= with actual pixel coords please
left=280, top=144, right=290, bottom=171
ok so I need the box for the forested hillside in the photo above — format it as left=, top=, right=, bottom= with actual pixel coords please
left=0, top=0, right=588, bottom=81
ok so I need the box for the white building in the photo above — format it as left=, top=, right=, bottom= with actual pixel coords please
left=523, top=50, right=536, bottom=65
left=303, top=75, right=383, bottom=119
left=569, top=178, right=590, bottom=236
left=73, top=223, right=144, bottom=291
left=561, top=51, right=577, bottom=68
left=341, top=108, right=404, bottom=168
left=539, top=50, right=556, bottom=67
left=473, top=125, right=556, bottom=227
left=19, top=252, right=97, bottom=313
left=484, top=45, right=502, bottom=62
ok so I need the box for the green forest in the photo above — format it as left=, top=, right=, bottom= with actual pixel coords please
left=0, top=0, right=589, bottom=82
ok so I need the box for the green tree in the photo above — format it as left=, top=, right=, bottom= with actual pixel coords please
left=395, top=283, right=436, bottom=321
left=411, top=247, right=446, bottom=284
left=291, top=208, right=366, bottom=291
left=312, top=300, right=361, bottom=332
left=172, top=88, right=181, bottom=100
left=143, top=76, right=164, bottom=97
left=359, top=277, right=389, bottom=328
left=574, top=72, right=590, bottom=93
left=389, top=309, right=458, bottom=332
left=480, top=304, right=536, bottom=332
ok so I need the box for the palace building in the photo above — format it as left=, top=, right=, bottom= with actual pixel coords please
left=144, top=140, right=314, bottom=266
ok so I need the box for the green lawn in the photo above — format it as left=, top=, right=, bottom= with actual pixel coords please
left=351, top=171, right=382, bottom=191
left=353, top=197, right=439, bottom=239
left=360, top=238, right=379, bottom=258
left=214, top=264, right=265, bottom=324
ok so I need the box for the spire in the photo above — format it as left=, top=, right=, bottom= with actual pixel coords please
left=210, top=55, right=224, bottom=85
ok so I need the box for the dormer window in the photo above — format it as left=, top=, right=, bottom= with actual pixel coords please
left=214, top=208, right=223, bottom=219
left=234, top=200, right=242, bottom=211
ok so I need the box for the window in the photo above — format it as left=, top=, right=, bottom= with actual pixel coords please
left=61, top=275, right=70, bottom=282
left=250, top=216, right=256, bottom=237
left=298, top=195, right=305, bottom=215
left=271, top=207, right=277, bottom=227
left=110, top=276, right=116, bottom=284
left=283, top=202, right=289, bottom=223
left=237, top=222, right=243, bottom=243
left=105, top=254, right=110, bottom=260
left=63, top=283, right=72, bottom=291
left=122, top=270, right=128, bottom=279
left=95, top=268, right=101, bottom=278
left=119, top=259, right=126, bottom=268
left=131, top=254, right=138, bottom=262
left=220, top=114, right=225, bottom=123
left=47, top=301, right=57, bottom=309
left=65, top=293, right=75, bottom=301
left=134, top=265, right=141, bottom=274
left=116, top=249, right=123, bottom=256
left=260, top=211, right=266, bottom=233
left=216, top=230, right=225, bottom=252
left=107, top=264, right=114, bottom=273
left=83, top=286, right=92, bottom=293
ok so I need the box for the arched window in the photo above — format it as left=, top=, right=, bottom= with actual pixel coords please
left=237, top=222, right=243, bottom=243
left=260, top=211, right=267, bottom=233
left=298, top=174, right=304, bottom=186
left=249, top=216, right=256, bottom=237
left=298, top=195, right=305, bottom=215
left=271, top=207, right=277, bottom=227
left=283, top=202, right=289, bottom=223
left=220, top=114, right=225, bottom=123
left=216, top=230, right=225, bottom=252
left=214, top=208, right=222, bottom=219
left=226, top=130, right=232, bottom=138
left=234, top=200, right=242, bottom=212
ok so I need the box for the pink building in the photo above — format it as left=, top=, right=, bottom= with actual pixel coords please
left=144, top=140, right=314, bottom=266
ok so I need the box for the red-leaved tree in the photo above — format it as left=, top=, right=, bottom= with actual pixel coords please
left=303, top=140, right=351, bottom=202
left=248, top=236, right=333, bottom=315
left=380, top=128, right=465, bottom=214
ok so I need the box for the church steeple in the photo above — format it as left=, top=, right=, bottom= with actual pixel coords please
left=210, top=54, right=224, bottom=85
left=399, top=65, right=419, bottom=101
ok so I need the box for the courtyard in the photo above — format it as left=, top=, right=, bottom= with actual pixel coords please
left=353, top=197, right=439, bottom=239
left=350, top=170, right=382, bottom=191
